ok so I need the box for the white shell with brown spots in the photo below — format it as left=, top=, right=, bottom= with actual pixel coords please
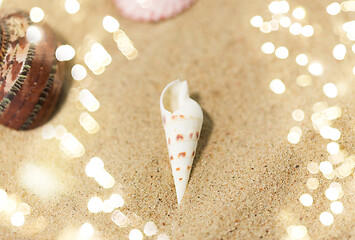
left=160, top=79, right=203, bottom=204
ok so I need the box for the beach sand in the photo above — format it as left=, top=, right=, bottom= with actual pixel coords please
left=0, top=0, right=354, bottom=239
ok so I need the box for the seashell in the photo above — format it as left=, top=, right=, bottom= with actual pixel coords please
left=112, top=0, right=196, bottom=22
left=0, top=10, right=64, bottom=130
left=160, top=79, right=203, bottom=204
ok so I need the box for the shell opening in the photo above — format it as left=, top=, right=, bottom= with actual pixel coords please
left=162, top=80, right=187, bottom=113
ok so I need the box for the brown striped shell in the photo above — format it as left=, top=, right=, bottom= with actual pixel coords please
left=0, top=10, right=63, bottom=130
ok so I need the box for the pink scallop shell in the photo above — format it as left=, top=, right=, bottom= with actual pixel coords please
left=112, top=0, right=196, bottom=22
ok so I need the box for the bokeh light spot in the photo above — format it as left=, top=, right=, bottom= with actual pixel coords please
left=299, top=194, right=313, bottom=206
left=308, top=62, right=324, bottom=76
left=261, top=42, right=275, bottom=54
left=323, top=83, right=338, bottom=98
left=302, top=25, right=314, bottom=37
left=275, top=46, right=289, bottom=59
left=292, top=7, right=306, bottom=19
left=88, top=197, right=103, bottom=213
left=287, top=225, right=307, bottom=239
left=65, top=0, right=80, bottom=14
left=292, top=109, right=305, bottom=121
left=270, top=79, right=286, bottom=94
left=11, top=212, right=25, bottom=226
left=295, top=54, right=308, bottom=66
left=327, top=2, right=341, bottom=15
left=144, top=221, right=158, bottom=236
left=279, top=16, right=291, bottom=27
left=320, top=212, right=334, bottom=226
left=129, top=229, right=143, bottom=240
left=30, top=7, right=44, bottom=23
left=79, top=222, right=94, bottom=238
left=325, top=187, right=340, bottom=201
left=319, top=161, right=333, bottom=175
left=307, top=162, right=319, bottom=174
left=327, top=142, right=340, bottom=155
left=296, top=74, right=312, bottom=86
left=307, top=178, right=319, bottom=190
left=103, top=16, right=120, bottom=33
left=71, top=64, right=87, bottom=81
left=250, top=16, right=263, bottom=27
left=56, top=45, right=75, bottom=61
left=289, top=23, right=302, bottom=35
left=333, top=44, right=346, bottom=60
left=331, top=201, right=343, bottom=214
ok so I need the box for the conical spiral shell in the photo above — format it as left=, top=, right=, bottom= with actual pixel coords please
left=0, top=10, right=64, bottom=130
left=160, top=80, right=203, bottom=204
